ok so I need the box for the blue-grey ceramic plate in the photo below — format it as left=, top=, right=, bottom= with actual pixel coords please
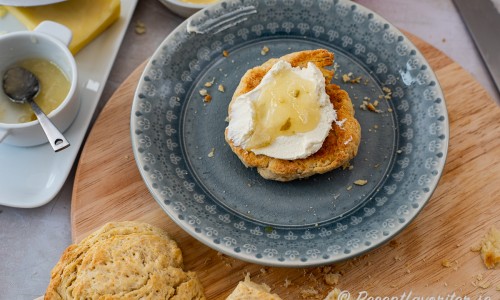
left=131, top=0, right=448, bottom=267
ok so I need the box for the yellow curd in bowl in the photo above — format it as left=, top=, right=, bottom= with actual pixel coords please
left=0, top=58, right=70, bottom=124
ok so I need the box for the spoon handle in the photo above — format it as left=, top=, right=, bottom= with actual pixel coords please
left=28, top=100, right=70, bottom=152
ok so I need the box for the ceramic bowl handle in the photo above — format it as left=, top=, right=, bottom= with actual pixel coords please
left=34, top=21, right=73, bottom=47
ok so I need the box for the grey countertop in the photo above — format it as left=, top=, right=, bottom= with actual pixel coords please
left=0, top=1, right=498, bottom=299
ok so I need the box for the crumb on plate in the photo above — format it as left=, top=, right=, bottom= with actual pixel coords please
left=353, top=179, right=368, bottom=186
left=261, top=46, right=270, bottom=55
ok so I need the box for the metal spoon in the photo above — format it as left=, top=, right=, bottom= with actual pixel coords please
left=2, top=67, right=70, bottom=152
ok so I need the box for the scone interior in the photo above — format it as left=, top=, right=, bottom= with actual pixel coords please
left=44, top=221, right=206, bottom=300
left=225, top=49, right=361, bottom=181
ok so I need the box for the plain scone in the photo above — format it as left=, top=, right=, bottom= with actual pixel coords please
left=225, top=49, right=361, bottom=181
left=44, top=221, right=206, bottom=300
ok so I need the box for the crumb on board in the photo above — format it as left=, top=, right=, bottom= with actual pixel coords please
left=324, top=288, right=346, bottom=300
left=441, top=259, right=452, bottom=268
left=203, top=257, right=212, bottom=266
left=134, top=20, right=146, bottom=34
left=470, top=244, right=482, bottom=252
left=471, top=273, right=491, bottom=289
left=478, top=226, right=500, bottom=269
left=324, top=272, right=341, bottom=286
left=284, top=278, right=292, bottom=288
left=216, top=251, right=233, bottom=267
left=300, top=287, right=319, bottom=299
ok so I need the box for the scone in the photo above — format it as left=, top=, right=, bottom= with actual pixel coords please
left=45, top=221, right=206, bottom=300
left=225, top=49, right=361, bottom=181
left=226, top=274, right=282, bottom=300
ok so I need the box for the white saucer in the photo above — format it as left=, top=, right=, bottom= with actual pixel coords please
left=0, top=0, right=138, bottom=208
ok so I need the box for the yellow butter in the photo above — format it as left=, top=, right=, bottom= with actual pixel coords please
left=5, top=0, right=120, bottom=55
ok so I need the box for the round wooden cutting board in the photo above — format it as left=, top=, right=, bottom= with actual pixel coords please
left=72, top=32, right=500, bottom=299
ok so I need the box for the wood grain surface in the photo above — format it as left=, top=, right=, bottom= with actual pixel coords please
left=72, top=32, right=500, bottom=299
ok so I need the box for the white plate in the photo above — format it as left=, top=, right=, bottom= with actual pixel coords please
left=0, top=0, right=138, bottom=208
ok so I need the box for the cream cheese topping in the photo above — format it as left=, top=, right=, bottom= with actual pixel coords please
left=226, top=60, right=336, bottom=160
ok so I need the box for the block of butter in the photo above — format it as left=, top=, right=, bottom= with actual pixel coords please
left=5, top=0, right=120, bottom=55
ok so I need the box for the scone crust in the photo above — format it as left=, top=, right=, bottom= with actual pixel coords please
left=44, top=222, right=206, bottom=300
left=225, top=49, right=361, bottom=181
